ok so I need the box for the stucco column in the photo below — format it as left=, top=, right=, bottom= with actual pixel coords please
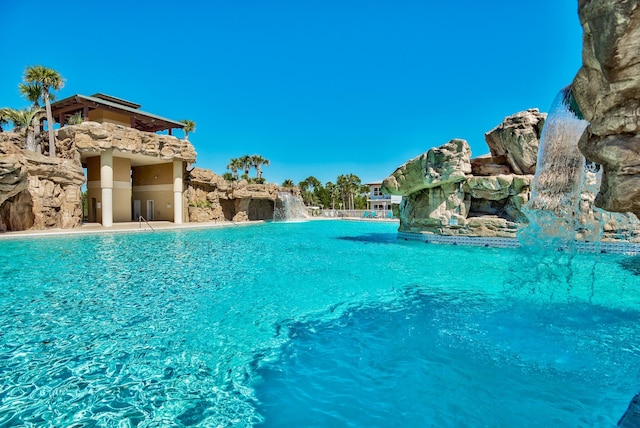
left=173, top=160, right=183, bottom=224
left=101, top=150, right=113, bottom=227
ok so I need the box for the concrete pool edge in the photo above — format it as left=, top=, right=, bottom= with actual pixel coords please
left=397, top=231, right=640, bottom=255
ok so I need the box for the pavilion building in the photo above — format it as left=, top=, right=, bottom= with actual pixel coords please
left=51, top=93, right=193, bottom=227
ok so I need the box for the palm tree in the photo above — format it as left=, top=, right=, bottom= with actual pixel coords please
left=325, top=181, right=341, bottom=210
left=337, top=174, right=361, bottom=210
left=226, top=157, right=243, bottom=180
left=239, top=155, right=252, bottom=177
left=282, top=179, right=295, bottom=188
left=0, top=108, right=10, bottom=132
left=19, top=82, right=44, bottom=107
left=181, top=119, right=196, bottom=140
left=23, top=65, right=64, bottom=157
left=250, top=154, right=270, bottom=179
left=19, top=82, right=47, bottom=152
left=4, top=107, right=45, bottom=151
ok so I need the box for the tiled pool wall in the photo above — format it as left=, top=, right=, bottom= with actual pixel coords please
left=397, top=232, right=640, bottom=255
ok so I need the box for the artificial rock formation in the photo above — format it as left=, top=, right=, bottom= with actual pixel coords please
left=484, top=108, right=546, bottom=175
left=185, top=167, right=296, bottom=223
left=382, top=112, right=543, bottom=238
left=56, top=121, right=197, bottom=164
left=572, top=0, right=640, bottom=218
left=0, top=135, right=84, bottom=231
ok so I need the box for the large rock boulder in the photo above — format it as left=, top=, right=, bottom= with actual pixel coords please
left=0, top=138, right=84, bottom=231
left=382, top=113, right=536, bottom=238
left=382, top=138, right=471, bottom=196
left=572, top=0, right=640, bottom=218
left=484, top=109, right=546, bottom=175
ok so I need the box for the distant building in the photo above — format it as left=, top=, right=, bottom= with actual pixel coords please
left=366, top=181, right=401, bottom=212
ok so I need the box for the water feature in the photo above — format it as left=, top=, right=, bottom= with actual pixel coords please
left=273, top=191, right=308, bottom=221
left=0, top=221, right=639, bottom=426
left=519, top=85, right=640, bottom=250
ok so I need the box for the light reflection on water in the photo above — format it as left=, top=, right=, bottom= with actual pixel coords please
left=0, top=221, right=639, bottom=426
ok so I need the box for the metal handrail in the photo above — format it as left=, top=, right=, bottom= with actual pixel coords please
left=139, top=216, right=155, bottom=231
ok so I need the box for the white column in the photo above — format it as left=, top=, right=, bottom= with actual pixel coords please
left=173, top=160, right=183, bottom=224
left=101, top=150, right=113, bottom=227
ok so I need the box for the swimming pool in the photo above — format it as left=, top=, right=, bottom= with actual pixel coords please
left=1, top=220, right=639, bottom=426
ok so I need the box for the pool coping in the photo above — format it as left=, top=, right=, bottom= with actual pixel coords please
left=398, top=231, right=640, bottom=255
left=0, top=220, right=266, bottom=240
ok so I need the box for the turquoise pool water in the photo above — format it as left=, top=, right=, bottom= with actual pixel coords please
left=1, top=220, right=639, bottom=426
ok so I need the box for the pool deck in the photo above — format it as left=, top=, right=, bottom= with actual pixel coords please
left=0, top=220, right=263, bottom=239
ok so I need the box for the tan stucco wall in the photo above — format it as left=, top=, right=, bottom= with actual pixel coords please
left=86, top=156, right=100, bottom=181
left=132, top=189, right=174, bottom=221
left=132, top=163, right=172, bottom=186
left=87, top=186, right=101, bottom=223
left=113, top=157, right=132, bottom=222
left=132, top=163, right=175, bottom=221
left=88, top=109, right=130, bottom=127
left=114, top=156, right=131, bottom=182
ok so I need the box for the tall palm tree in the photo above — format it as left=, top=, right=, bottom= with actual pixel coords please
left=337, top=174, right=361, bottom=210
left=226, top=157, right=243, bottom=180
left=23, top=65, right=64, bottom=157
left=19, top=82, right=44, bottom=107
left=19, top=82, right=47, bottom=152
left=325, top=181, right=341, bottom=210
left=239, top=155, right=252, bottom=177
left=4, top=107, right=45, bottom=151
left=181, top=119, right=196, bottom=140
left=250, top=154, right=270, bottom=179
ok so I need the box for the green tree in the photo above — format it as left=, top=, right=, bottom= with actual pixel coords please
left=4, top=107, right=45, bottom=151
left=0, top=108, right=10, bottom=132
left=239, top=155, right=252, bottom=177
left=23, top=65, right=64, bottom=157
left=325, top=181, right=341, bottom=210
left=226, top=157, right=243, bottom=180
left=181, top=119, right=196, bottom=140
left=67, top=111, right=83, bottom=125
left=19, top=82, right=44, bottom=107
left=18, top=82, right=48, bottom=152
left=337, top=174, right=361, bottom=210
left=250, top=154, right=270, bottom=179
left=282, top=179, right=295, bottom=188
left=299, top=176, right=322, bottom=206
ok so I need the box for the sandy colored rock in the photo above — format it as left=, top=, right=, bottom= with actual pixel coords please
left=184, top=168, right=298, bottom=222
left=56, top=122, right=197, bottom=163
left=484, top=109, right=546, bottom=175
left=571, top=0, right=640, bottom=218
left=0, top=138, right=84, bottom=231
left=382, top=139, right=471, bottom=196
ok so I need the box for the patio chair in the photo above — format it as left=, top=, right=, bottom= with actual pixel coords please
left=363, top=211, right=370, bottom=218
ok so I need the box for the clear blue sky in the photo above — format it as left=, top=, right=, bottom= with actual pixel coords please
left=1, top=1, right=583, bottom=186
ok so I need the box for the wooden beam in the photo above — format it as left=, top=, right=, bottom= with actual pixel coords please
left=83, top=106, right=89, bottom=121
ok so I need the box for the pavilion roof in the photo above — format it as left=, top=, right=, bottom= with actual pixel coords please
left=51, top=93, right=185, bottom=133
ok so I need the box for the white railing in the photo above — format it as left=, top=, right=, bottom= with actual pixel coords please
left=139, top=216, right=155, bottom=231
left=312, top=209, right=397, bottom=219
